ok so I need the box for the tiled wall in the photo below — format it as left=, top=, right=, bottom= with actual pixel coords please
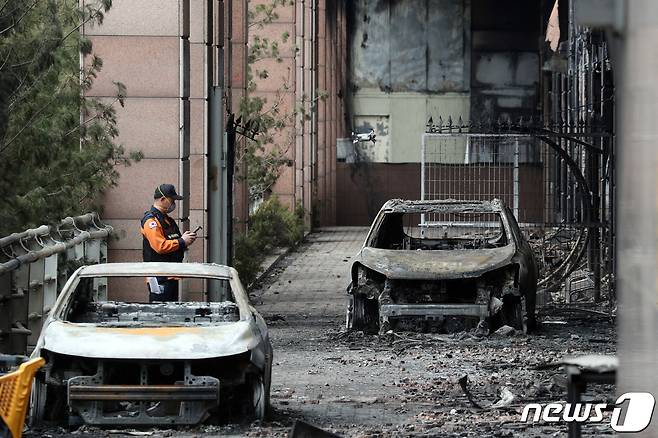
left=84, top=0, right=247, bottom=300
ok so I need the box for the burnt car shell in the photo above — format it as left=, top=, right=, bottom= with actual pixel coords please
left=29, top=263, right=272, bottom=426
left=346, top=199, right=538, bottom=334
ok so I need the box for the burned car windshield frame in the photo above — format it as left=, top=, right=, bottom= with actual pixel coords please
left=365, top=202, right=517, bottom=249
left=50, top=266, right=252, bottom=323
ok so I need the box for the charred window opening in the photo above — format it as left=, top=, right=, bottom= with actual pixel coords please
left=373, top=211, right=509, bottom=250
left=63, top=276, right=239, bottom=326
left=390, top=279, right=479, bottom=304
left=66, top=302, right=241, bottom=325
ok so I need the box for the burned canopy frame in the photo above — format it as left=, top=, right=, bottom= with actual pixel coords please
left=422, top=118, right=614, bottom=301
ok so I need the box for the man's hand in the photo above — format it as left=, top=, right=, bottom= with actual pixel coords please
left=182, top=231, right=197, bottom=247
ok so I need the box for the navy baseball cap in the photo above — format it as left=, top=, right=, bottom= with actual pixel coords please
left=154, top=183, right=184, bottom=200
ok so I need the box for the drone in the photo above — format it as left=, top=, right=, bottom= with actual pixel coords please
left=351, top=128, right=376, bottom=144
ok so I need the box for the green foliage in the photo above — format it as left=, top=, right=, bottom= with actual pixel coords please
left=240, top=1, right=330, bottom=204
left=233, top=233, right=264, bottom=289
left=250, top=196, right=304, bottom=250
left=247, top=0, right=293, bottom=31
left=238, top=84, right=293, bottom=201
left=234, top=196, right=305, bottom=287
left=240, top=0, right=300, bottom=204
left=235, top=1, right=317, bottom=287
left=0, top=0, right=139, bottom=235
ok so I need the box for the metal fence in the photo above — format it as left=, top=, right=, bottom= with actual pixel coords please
left=0, top=213, right=112, bottom=355
left=421, top=133, right=541, bottom=224
left=421, top=123, right=614, bottom=303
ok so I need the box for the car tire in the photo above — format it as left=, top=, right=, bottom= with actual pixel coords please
left=524, top=290, right=537, bottom=333
left=29, top=379, right=47, bottom=426
left=348, top=293, right=379, bottom=334
left=249, top=374, right=268, bottom=421
left=346, top=294, right=355, bottom=330
left=501, top=295, right=525, bottom=333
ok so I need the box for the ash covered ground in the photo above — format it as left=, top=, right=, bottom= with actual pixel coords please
left=26, top=228, right=616, bottom=438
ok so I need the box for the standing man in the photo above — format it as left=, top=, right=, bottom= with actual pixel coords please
left=141, top=183, right=197, bottom=301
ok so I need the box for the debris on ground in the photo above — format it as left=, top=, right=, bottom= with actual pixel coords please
left=27, top=229, right=617, bottom=438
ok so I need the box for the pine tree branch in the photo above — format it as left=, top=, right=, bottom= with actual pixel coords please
left=7, top=64, right=55, bottom=110
left=0, top=77, right=72, bottom=156
left=60, top=2, right=106, bottom=42
left=64, top=96, right=121, bottom=137
left=3, top=1, right=106, bottom=113
left=0, top=0, right=40, bottom=36
left=0, top=0, right=11, bottom=15
left=0, top=1, right=30, bottom=20
left=0, top=47, right=11, bottom=71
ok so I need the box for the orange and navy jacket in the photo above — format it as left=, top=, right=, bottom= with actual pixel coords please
left=140, top=206, right=185, bottom=264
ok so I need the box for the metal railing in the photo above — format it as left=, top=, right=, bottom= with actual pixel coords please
left=0, top=213, right=112, bottom=355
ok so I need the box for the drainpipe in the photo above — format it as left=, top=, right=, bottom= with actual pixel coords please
left=207, top=0, right=230, bottom=300
left=180, top=0, right=191, bottom=233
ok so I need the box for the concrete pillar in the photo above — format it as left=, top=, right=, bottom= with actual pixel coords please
left=617, top=0, right=658, bottom=435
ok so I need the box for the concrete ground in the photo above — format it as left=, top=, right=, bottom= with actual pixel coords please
left=26, top=227, right=617, bottom=438
left=249, top=228, right=617, bottom=437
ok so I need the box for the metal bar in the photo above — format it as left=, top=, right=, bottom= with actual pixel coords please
left=69, top=385, right=219, bottom=401
left=380, top=304, right=489, bottom=319
left=424, top=132, right=613, bottom=138
left=420, top=134, right=426, bottom=231
left=0, top=213, right=105, bottom=249
left=179, top=0, right=191, bottom=232
left=0, top=228, right=112, bottom=274
left=513, top=137, right=520, bottom=218
left=207, top=0, right=230, bottom=297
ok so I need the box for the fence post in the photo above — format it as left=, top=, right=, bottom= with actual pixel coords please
left=420, top=133, right=427, bottom=236
left=0, top=272, right=10, bottom=352
left=27, top=258, right=45, bottom=348
left=43, top=254, right=58, bottom=320
left=10, top=263, right=30, bottom=354
left=513, top=137, right=520, bottom=219
left=85, top=238, right=107, bottom=301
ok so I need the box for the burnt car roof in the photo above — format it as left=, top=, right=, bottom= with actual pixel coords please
left=380, top=198, right=505, bottom=214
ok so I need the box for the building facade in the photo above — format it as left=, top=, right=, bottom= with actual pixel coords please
left=338, top=0, right=542, bottom=225
left=85, top=0, right=348, bottom=280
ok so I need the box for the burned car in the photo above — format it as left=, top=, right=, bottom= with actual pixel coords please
left=346, top=199, right=537, bottom=334
left=29, top=263, right=272, bottom=426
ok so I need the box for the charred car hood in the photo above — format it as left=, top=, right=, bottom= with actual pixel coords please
left=41, top=320, right=260, bottom=360
left=356, top=245, right=516, bottom=280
